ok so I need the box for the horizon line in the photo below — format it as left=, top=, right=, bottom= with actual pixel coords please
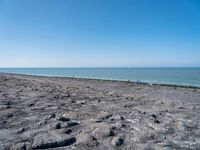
left=0, top=67, right=200, bottom=69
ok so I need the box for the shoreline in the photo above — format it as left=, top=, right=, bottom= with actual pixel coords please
left=1, top=72, right=200, bottom=89
left=0, top=73, right=200, bottom=149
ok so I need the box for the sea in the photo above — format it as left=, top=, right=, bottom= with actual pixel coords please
left=0, top=68, right=200, bottom=87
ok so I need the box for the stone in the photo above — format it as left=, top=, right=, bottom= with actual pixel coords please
left=58, top=117, right=70, bottom=122
left=16, top=128, right=26, bottom=134
left=54, top=122, right=61, bottom=129
left=11, top=143, right=26, bottom=150
left=177, top=120, right=197, bottom=131
left=28, top=103, right=34, bottom=107
left=97, top=112, right=113, bottom=120
left=152, top=114, right=157, bottom=119
left=64, top=129, right=72, bottom=134
left=0, top=143, right=12, bottom=150
left=7, top=113, right=14, bottom=118
left=32, top=132, right=76, bottom=149
left=49, top=113, right=56, bottom=120
left=92, top=127, right=113, bottom=138
left=76, top=100, right=86, bottom=105
left=111, top=137, right=124, bottom=146
left=115, top=122, right=126, bottom=128
left=76, top=133, right=99, bottom=147
left=111, top=114, right=125, bottom=120
left=154, top=120, right=161, bottom=124
left=67, top=121, right=79, bottom=127
left=60, top=121, right=79, bottom=128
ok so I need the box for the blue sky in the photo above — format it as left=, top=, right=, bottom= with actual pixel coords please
left=0, top=0, right=200, bottom=67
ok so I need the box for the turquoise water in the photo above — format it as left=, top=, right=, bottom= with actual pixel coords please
left=0, top=68, right=200, bottom=87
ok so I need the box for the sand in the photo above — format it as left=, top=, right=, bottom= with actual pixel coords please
left=0, top=73, right=200, bottom=150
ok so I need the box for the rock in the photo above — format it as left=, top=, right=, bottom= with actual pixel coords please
left=111, top=137, right=124, bottom=146
left=49, top=121, right=73, bottom=130
left=67, top=121, right=79, bottom=127
left=147, top=123, right=165, bottom=131
left=154, top=120, right=161, bottom=124
left=7, top=113, right=14, bottom=118
left=177, top=120, right=197, bottom=131
left=76, top=100, right=86, bottom=105
left=92, top=127, right=114, bottom=138
left=32, top=132, right=76, bottom=149
left=11, top=143, right=26, bottom=150
left=64, top=129, right=72, bottom=134
left=54, top=122, right=61, bottom=129
left=0, top=143, right=12, bottom=150
left=49, top=113, right=56, bottom=120
left=60, top=121, right=80, bottom=128
left=152, top=114, right=157, bottom=119
left=58, top=117, right=70, bottom=122
left=91, top=118, right=103, bottom=123
left=11, top=144, right=25, bottom=150
left=16, top=128, right=26, bottom=134
left=111, top=114, right=125, bottom=120
left=97, top=112, right=113, bottom=120
left=162, top=142, right=182, bottom=150
left=76, top=133, right=99, bottom=147
left=166, top=127, right=175, bottom=134
left=178, top=106, right=184, bottom=109
left=28, top=103, right=34, bottom=107
left=115, top=122, right=126, bottom=128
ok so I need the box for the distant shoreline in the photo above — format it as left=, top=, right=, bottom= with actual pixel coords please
left=1, top=72, right=200, bottom=89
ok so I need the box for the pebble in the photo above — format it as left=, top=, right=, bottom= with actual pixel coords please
left=11, top=142, right=32, bottom=150
left=177, top=120, right=196, bottom=131
left=64, top=129, right=72, bottom=134
left=11, top=143, right=26, bottom=150
left=152, top=114, right=157, bottom=119
left=67, top=121, right=79, bottom=127
left=111, top=114, right=125, bottom=120
left=154, top=120, right=161, bottom=124
left=16, top=128, right=26, bottom=134
left=54, top=122, right=61, bottom=129
left=111, top=137, right=124, bottom=146
left=49, top=113, right=56, bottom=120
left=58, top=117, right=70, bottom=122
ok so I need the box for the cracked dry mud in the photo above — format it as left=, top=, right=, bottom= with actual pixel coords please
left=0, top=73, right=200, bottom=150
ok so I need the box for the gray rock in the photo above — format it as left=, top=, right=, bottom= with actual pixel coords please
left=111, top=137, right=124, bottom=146
left=177, top=120, right=197, bottom=131
left=0, top=143, right=12, bottom=150
left=11, top=143, right=26, bottom=150
left=92, top=127, right=114, bottom=138
left=64, top=129, right=72, bottom=134
left=16, top=128, right=26, bottom=134
left=111, top=114, right=125, bottom=120
left=58, top=117, right=70, bottom=122
left=59, top=121, right=79, bottom=128
left=97, top=112, right=113, bottom=120
left=67, top=121, right=79, bottom=127
left=32, top=132, right=76, bottom=149
left=53, top=122, right=61, bottom=129
left=48, top=113, right=56, bottom=120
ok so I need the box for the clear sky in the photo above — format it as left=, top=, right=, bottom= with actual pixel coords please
left=0, top=0, right=200, bottom=67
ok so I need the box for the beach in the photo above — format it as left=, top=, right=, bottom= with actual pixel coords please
left=0, top=73, right=200, bottom=150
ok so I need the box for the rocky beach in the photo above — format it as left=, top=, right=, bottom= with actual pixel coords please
left=0, top=73, right=200, bottom=150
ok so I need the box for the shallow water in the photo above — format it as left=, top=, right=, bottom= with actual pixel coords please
left=0, top=68, right=200, bottom=87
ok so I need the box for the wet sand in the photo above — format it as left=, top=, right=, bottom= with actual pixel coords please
left=0, top=73, right=200, bottom=150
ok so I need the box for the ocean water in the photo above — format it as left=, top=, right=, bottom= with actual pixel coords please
left=0, top=68, right=200, bottom=87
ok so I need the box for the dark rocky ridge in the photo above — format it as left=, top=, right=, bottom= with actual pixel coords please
left=0, top=73, right=200, bottom=149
